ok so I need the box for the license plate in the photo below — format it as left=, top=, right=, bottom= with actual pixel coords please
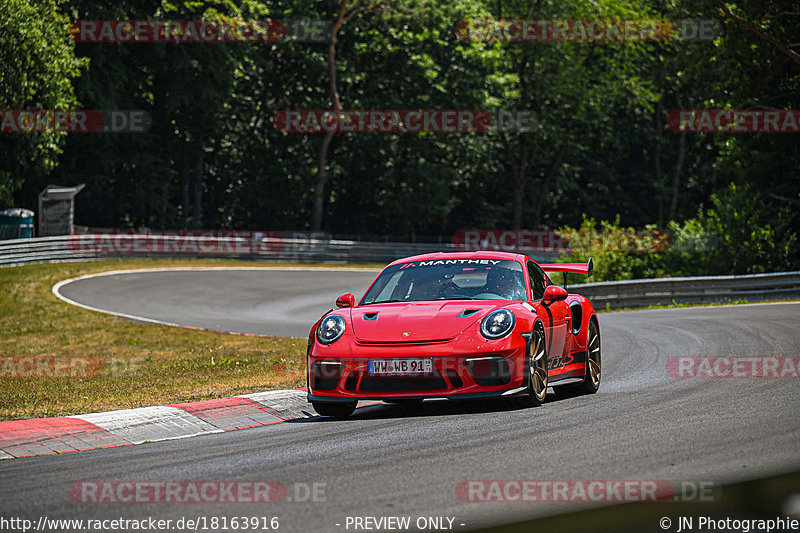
left=368, top=358, right=433, bottom=375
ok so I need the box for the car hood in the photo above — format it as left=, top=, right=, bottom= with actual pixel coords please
left=349, top=301, right=505, bottom=343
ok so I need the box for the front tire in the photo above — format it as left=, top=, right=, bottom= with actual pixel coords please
left=312, top=401, right=357, bottom=418
left=517, top=324, right=548, bottom=407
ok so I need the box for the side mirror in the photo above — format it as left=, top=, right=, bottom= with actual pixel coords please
left=543, top=285, right=568, bottom=303
left=336, top=293, right=355, bottom=308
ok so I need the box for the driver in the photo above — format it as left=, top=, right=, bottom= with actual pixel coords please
left=484, top=267, right=525, bottom=300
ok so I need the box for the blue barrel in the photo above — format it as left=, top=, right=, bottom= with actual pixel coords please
left=0, top=208, right=35, bottom=239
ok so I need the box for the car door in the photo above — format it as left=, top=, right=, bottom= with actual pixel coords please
left=527, top=261, right=568, bottom=370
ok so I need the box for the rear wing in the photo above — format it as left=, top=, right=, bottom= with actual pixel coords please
left=539, top=258, right=594, bottom=278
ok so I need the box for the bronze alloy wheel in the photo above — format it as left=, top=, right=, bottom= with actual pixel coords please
left=517, top=325, right=548, bottom=407
left=553, top=318, right=601, bottom=398
left=587, top=320, right=601, bottom=389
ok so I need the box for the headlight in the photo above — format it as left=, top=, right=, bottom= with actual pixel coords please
left=480, top=309, right=516, bottom=339
left=317, top=314, right=346, bottom=344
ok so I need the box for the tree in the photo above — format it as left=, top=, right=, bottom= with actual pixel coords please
left=439, top=1, right=663, bottom=231
left=0, top=0, right=86, bottom=207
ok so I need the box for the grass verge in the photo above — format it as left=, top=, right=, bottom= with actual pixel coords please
left=0, top=258, right=374, bottom=420
left=2, top=259, right=789, bottom=419
left=598, top=297, right=799, bottom=313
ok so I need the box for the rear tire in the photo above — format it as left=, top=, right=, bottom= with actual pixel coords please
left=516, top=324, right=548, bottom=408
left=312, top=401, right=357, bottom=418
left=554, top=319, right=601, bottom=398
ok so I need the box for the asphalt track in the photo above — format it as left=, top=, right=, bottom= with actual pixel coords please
left=3, top=269, right=800, bottom=532
left=54, top=268, right=380, bottom=337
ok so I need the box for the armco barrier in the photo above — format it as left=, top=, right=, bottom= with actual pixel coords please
left=0, top=234, right=559, bottom=267
left=1, top=235, right=798, bottom=309
left=572, top=271, right=800, bottom=309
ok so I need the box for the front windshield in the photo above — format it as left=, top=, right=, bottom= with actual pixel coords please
left=362, top=259, right=527, bottom=304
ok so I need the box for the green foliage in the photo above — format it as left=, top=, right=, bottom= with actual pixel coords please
left=557, top=217, right=669, bottom=282
left=1, top=0, right=797, bottom=279
left=0, top=0, right=87, bottom=206
left=665, top=183, right=798, bottom=275
left=560, top=183, right=799, bottom=281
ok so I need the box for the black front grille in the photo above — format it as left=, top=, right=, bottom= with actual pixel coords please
left=311, top=361, right=341, bottom=391
left=344, top=371, right=360, bottom=391
left=359, top=371, right=447, bottom=392
left=466, top=357, right=511, bottom=386
left=444, top=368, right=464, bottom=388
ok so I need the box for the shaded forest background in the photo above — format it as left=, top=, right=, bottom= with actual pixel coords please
left=1, top=0, right=798, bottom=276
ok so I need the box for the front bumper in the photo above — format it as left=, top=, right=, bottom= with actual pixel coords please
left=307, top=332, right=528, bottom=402
left=308, top=386, right=529, bottom=403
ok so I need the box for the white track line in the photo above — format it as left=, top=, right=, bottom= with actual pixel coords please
left=52, top=267, right=799, bottom=335
left=51, top=266, right=377, bottom=335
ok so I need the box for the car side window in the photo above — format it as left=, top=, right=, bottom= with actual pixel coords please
left=527, top=261, right=546, bottom=300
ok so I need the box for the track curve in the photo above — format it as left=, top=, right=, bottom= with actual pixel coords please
left=2, top=269, right=797, bottom=531
left=53, top=268, right=379, bottom=337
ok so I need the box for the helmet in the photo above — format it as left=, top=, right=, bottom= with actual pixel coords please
left=486, top=267, right=523, bottom=298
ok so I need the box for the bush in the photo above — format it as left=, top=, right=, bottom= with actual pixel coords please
left=556, top=217, right=668, bottom=282
left=557, top=183, right=798, bottom=281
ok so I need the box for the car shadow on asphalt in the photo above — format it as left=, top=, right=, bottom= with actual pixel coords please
left=288, top=392, right=567, bottom=422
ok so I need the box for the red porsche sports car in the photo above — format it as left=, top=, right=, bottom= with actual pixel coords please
left=307, top=251, right=600, bottom=418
